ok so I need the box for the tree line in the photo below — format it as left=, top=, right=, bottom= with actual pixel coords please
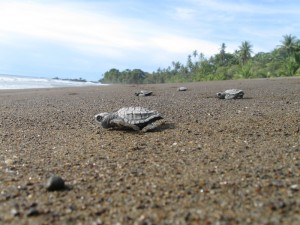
left=100, top=34, right=300, bottom=84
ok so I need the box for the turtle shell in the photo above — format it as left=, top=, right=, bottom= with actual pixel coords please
left=117, top=107, right=162, bottom=125
left=135, top=90, right=153, bottom=96
left=224, top=89, right=243, bottom=95
left=217, top=89, right=244, bottom=99
left=177, top=87, right=187, bottom=91
left=225, top=89, right=244, bottom=99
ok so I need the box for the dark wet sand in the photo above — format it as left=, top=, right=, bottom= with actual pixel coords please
left=0, top=78, right=299, bottom=225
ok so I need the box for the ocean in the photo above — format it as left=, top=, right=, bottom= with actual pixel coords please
left=0, top=74, right=105, bottom=90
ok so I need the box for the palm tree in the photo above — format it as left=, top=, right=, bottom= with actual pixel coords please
left=279, top=35, right=300, bottom=76
left=220, top=43, right=226, bottom=54
left=238, top=41, right=253, bottom=65
left=219, top=43, right=226, bottom=66
left=280, top=34, right=298, bottom=57
left=192, top=50, right=198, bottom=59
left=187, top=54, right=193, bottom=72
left=172, top=61, right=181, bottom=73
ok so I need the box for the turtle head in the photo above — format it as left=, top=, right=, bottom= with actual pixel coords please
left=95, top=112, right=111, bottom=128
left=217, top=92, right=225, bottom=99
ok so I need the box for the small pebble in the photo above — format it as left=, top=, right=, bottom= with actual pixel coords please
left=11, top=208, right=20, bottom=217
left=26, top=207, right=39, bottom=217
left=290, top=184, right=298, bottom=191
left=5, top=159, right=14, bottom=166
left=46, top=175, right=65, bottom=191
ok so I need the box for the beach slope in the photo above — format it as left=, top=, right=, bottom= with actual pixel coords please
left=0, top=78, right=299, bottom=224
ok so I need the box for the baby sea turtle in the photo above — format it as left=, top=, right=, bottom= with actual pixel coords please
left=177, top=87, right=187, bottom=91
left=217, top=89, right=244, bottom=99
left=135, top=90, right=153, bottom=96
left=95, top=107, right=164, bottom=132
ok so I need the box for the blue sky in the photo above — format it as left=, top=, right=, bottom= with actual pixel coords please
left=0, top=0, right=299, bottom=81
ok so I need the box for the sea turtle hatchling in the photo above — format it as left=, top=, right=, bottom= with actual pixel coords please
left=217, top=89, right=244, bottom=99
left=95, top=107, right=164, bottom=132
left=177, top=87, right=187, bottom=91
left=135, top=90, right=153, bottom=96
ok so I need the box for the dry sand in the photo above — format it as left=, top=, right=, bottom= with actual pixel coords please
left=0, top=78, right=299, bottom=225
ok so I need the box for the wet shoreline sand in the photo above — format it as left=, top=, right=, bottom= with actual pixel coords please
left=0, top=78, right=299, bottom=224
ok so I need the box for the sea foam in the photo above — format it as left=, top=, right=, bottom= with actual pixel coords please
left=0, top=74, right=104, bottom=90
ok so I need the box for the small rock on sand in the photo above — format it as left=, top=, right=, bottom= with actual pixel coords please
left=46, top=175, right=65, bottom=191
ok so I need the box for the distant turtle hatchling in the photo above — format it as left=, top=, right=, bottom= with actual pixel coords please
left=217, top=89, right=244, bottom=99
left=177, top=87, right=187, bottom=91
left=95, top=107, right=164, bottom=132
left=135, top=90, right=153, bottom=96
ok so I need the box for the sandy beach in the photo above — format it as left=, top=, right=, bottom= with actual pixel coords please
left=0, top=78, right=299, bottom=225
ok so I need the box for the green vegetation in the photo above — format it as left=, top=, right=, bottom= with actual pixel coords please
left=100, top=34, right=300, bottom=84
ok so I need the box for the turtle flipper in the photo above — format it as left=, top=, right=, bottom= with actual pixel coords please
left=142, top=120, right=165, bottom=132
left=110, top=119, right=140, bottom=131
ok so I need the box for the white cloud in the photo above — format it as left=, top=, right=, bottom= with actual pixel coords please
left=173, top=7, right=195, bottom=20
left=0, top=2, right=146, bottom=56
left=1, top=2, right=211, bottom=59
left=0, top=1, right=222, bottom=60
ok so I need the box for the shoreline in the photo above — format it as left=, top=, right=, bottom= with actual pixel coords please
left=1, top=75, right=299, bottom=92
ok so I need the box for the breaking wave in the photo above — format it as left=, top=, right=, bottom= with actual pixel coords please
left=0, top=74, right=104, bottom=90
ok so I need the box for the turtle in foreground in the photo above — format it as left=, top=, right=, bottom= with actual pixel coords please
left=95, top=107, right=164, bottom=132
left=135, top=90, right=153, bottom=96
left=217, top=89, right=244, bottom=99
